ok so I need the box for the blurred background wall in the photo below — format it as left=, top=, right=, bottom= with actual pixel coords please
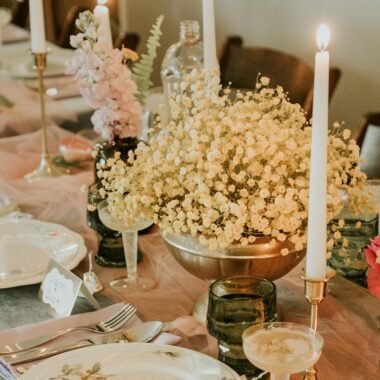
left=7, top=0, right=379, bottom=132
left=124, top=0, right=380, bottom=133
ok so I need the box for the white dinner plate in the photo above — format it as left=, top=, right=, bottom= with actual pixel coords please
left=1, top=48, right=73, bottom=79
left=20, top=343, right=240, bottom=380
left=0, top=219, right=86, bottom=289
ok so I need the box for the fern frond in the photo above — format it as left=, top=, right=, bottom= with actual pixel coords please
left=132, top=15, right=164, bottom=104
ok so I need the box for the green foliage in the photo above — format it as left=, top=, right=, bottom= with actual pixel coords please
left=132, top=15, right=164, bottom=104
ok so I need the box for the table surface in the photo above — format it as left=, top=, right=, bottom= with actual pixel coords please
left=0, top=29, right=379, bottom=380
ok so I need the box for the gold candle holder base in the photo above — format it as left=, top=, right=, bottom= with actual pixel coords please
left=24, top=51, right=65, bottom=182
left=304, top=367, right=318, bottom=380
left=302, top=276, right=331, bottom=380
left=24, top=154, right=66, bottom=182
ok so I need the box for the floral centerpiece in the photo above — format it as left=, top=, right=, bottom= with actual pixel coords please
left=66, top=11, right=163, bottom=141
left=66, top=11, right=163, bottom=267
left=97, top=69, right=369, bottom=253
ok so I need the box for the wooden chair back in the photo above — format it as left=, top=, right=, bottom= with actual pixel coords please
left=55, top=5, right=87, bottom=48
left=220, top=36, right=341, bottom=118
left=114, top=32, right=140, bottom=51
left=11, top=0, right=29, bottom=29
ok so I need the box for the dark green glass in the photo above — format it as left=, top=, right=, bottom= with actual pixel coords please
left=87, top=137, right=141, bottom=267
left=328, top=213, right=378, bottom=280
left=207, top=275, right=276, bottom=376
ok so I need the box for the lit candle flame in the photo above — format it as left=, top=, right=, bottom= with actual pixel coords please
left=98, top=0, right=107, bottom=5
left=316, top=24, right=330, bottom=51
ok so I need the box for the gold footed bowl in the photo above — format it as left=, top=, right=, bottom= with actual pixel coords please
left=162, top=232, right=306, bottom=321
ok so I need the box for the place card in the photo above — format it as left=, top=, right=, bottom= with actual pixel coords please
left=38, top=259, right=100, bottom=318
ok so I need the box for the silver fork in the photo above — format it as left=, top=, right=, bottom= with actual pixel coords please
left=0, top=303, right=137, bottom=355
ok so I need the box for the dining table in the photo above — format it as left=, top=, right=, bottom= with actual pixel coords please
left=0, top=121, right=379, bottom=380
left=0, top=24, right=379, bottom=380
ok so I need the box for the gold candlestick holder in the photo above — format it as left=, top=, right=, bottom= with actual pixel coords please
left=24, top=51, right=65, bottom=182
left=302, top=276, right=330, bottom=380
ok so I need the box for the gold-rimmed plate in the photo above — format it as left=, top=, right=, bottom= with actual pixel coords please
left=20, top=343, right=240, bottom=380
left=0, top=218, right=86, bottom=289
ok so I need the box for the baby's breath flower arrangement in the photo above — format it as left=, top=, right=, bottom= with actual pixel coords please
left=98, top=70, right=368, bottom=251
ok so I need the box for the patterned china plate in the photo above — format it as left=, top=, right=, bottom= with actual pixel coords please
left=20, top=343, right=240, bottom=380
left=0, top=219, right=86, bottom=289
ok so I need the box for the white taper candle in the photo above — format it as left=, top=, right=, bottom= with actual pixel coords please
left=29, top=0, right=46, bottom=53
left=202, top=0, right=219, bottom=70
left=306, top=24, right=330, bottom=280
left=94, top=0, right=113, bottom=49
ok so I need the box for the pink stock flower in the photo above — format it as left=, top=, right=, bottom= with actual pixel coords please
left=66, top=40, right=142, bottom=141
left=364, top=235, right=380, bottom=298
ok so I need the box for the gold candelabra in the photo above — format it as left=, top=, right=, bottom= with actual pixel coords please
left=302, top=275, right=331, bottom=380
left=24, top=51, right=65, bottom=182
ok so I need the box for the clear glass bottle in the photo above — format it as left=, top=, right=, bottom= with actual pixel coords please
left=161, top=20, right=203, bottom=118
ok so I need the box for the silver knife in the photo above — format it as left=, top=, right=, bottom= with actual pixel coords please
left=4, top=321, right=163, bottom=365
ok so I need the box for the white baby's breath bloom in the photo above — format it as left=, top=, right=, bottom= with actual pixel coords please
left=87, top=204, right=96, bottom=212
left=98, top=69, right=368, bottom=250
left=281, top=248, right=289, bottom=256
left=342, top=129, right=351, bottom=140
left=260, top=76, right=270, bottom=86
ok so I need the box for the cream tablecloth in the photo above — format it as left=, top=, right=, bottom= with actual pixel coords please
left=0, top=126, right=379, bottom=379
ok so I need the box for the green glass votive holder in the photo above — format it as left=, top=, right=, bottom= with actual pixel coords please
left=206, top=275, right=277, bottom=376
left=328, top=179, right=380, bottom=284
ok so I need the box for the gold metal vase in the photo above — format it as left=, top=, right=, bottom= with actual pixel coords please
left=163, top=232, right=306, bottom=321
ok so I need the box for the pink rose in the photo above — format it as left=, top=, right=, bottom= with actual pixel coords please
left=367, top=269, right=380, bottom=298
left=364, top=235, right=380, bottom=297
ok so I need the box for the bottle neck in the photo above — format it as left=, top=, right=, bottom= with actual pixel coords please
left=179, top=20, right=200, bottom=43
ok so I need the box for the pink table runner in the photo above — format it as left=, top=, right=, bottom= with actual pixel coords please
left=0, top=80, right=76, bottom=138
